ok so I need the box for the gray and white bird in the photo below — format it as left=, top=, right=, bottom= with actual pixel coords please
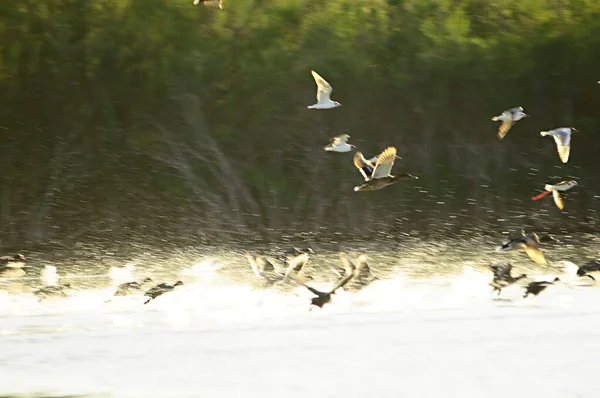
left=531, top=180, right=578, bottom=211
left=324, top=134, right=354, bottom=152
left=540, top=127, right=577, bottom=163
left=492, top=106, right=527, bottom=139
left=353, top=146, right=417, bottom=192
left=193, top=0, right=223, bottom=8
left=307, top=70, right=342, bottom=110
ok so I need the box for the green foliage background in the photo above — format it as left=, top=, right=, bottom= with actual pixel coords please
left=1, top=0, right=600, bottom=248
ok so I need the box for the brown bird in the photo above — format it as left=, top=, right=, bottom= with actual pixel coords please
left=353, top=146, right=418, bottom=192
left=499, top=232, right=548, bottom=266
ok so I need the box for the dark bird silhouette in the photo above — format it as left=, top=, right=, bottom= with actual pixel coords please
left=303, top=253, right=356, bottom=308
left=575, top=260, right=600, bottom=281
left=143, top=281, right=184, bottom=304
left=488, top=263, right=528, bottom=295
left=523, top=277, right=560, bottom=298
left=115, top=277, right=153, bottom=296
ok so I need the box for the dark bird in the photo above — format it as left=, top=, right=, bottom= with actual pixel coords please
left=143, top=281, right=184, bottom=304
left=488, top=263, right=528, bottom=295
left=0, top=254, right=28, bottom=278
left=499, top=231, right=548, bottom=266
left=574, top=260, right=600, bottom=281
left=523, top=277, right=560, bottom=298
left=303, top=253, right=355, bottom=308
left=353, top=146, right=418, bottom=192
left=34, top=283, right=72, bottom=301
left=115, top=277, right=153, bottom=296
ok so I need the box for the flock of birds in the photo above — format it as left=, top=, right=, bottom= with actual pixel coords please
left=0, top=72, right=596, bottom=308
left=1, top=2, right=597, bottom=310
left=2, top=237, right=600, bottom=309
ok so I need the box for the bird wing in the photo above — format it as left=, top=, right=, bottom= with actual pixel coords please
left=353, top=152, right=374, bottom=181
left=284, top=253, right=309, bottom=278
left=509, top=106, right=524, bottom=114
left=303, top=284, right=326, bottom=298
left=524, top=242, right=548, bottom=265
left=552, top=129, right=571, bottom=163
left=332, top=135, right=349, bottom=146
left=338, top=253, right=356, bottom=276
left=311, top=70, right=332, bottom=103
left=370, top=147, right=397, bottom=180
left=329, top=271, right=356, bottom=294
left=581, top=260, right=600, bottom=273
left=246, top=255, right=262, bottom=277
left=497, top=119, right=514, bottom=139
left=552, top=189, right=565, bottom=211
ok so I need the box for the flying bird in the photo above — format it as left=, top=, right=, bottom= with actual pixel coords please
left=499, top=232, right=548, bottom=266
left=193, top=0, right=223, bottom=8
left=307, top=70, right=342, bottom=110
left=114, top=277, right=154, bottom=297
left=143, top=281, right=184, bottom=304
left=324, top=134, right=354, bottom=152
left=569, top=259, right=600, bottom=282
left=487, top=263, right=528, bottom=295
left=523, top=277, right=560, bottom=298
left=540, top=127, right=577, bottom=163
left=531, top=180, right=578, bottom=211
left=353, top=146, right=417, bottom=192
left=303, top=253, right=355, bottom=308
left=491, top=106, right=527, bottom=139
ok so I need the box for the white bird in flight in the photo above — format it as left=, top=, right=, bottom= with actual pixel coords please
left=540, top=127, right=577, bottom=163
left=307, top=70, right=342, bottom=110
left=324, top=134, right=354, bottom=152
left=491, top=106, right=527, bottom=139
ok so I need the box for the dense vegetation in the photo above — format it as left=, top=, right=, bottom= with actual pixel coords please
left=2, top=0, right=600, bottom=249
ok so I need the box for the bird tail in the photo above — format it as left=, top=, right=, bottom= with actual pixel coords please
left=531, top=191, right=551, bottom=201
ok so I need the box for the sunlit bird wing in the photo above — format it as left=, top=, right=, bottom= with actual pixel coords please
left=284, top=253, right=309, bottom=278
left=332, top=134, right=349, bottom=146
left=311, top=70, right=333, bottom=103
left=497, top=118, right=514, bottom=139
left=552, top=189, right=565, bottom=211
left=370, top=146, right=397, bottom=180
left=353, top=152, right=375, bottom=181
left=524, top=235, right=548, bottom=265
